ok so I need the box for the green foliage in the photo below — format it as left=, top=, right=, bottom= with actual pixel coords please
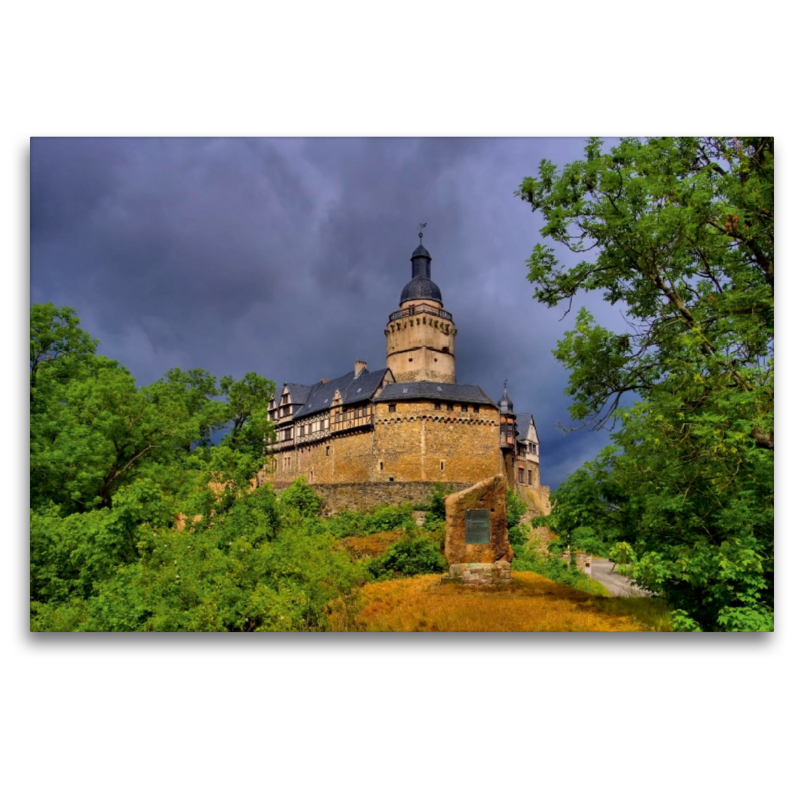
left=367, top=533, right=447, bottom=580
left=324, top=503, right=416, bottom=539
left=506, top=489, right=526, bottom=529
left=31, top=479, right=365, bottom=632
left=29, top=306, right=369, bottom=632
left=279, top=477, right=325, bottom=520
left=506, top=488, right=528, bottom=550
left=30, top=303, right=98, bottom=399
left=219, top=372, right=276, bottom=458
left=30, top=304, right=276, bottom=515
left=518, top=137, right=774, bottom=631
left=425, top=482, right=454, bottom=522
left=512, top=546, right=607, bottom=596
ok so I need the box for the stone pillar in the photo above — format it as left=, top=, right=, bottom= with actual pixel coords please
left=444, top=474, right=513, bottom=585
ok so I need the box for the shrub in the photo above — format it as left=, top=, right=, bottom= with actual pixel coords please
left=368, top=534, right=447, bottom=580
left=325, top=504, right=415, bottom=539
left=279, top=477, right=324, bottom=519
left=507, top=488, right=529, bottom=551
left=425, top=483, right=454, bottom=523
left=512, top=546, right=606, bottom=595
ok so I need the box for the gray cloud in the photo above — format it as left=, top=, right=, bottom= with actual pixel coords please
left=31, top=136, right=627, bottom=489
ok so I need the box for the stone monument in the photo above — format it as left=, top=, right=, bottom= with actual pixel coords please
left=443, top=474, right=513, bottom=585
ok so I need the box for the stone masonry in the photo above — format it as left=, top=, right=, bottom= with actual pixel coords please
left=444, top=474, right=513, bottom=565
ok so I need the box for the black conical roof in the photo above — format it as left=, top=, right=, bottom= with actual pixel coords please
left=400, top=240, right=442, bottom=304
left=412, top=243, right=431, bottom=259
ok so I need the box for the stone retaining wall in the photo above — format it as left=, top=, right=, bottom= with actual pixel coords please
left=271, top=480, right=471, bottom=515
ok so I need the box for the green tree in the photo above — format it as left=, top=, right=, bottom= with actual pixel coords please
left=30, top=305, right=276, bottom=514
left=220, top=372, right=275, bottom=458
left=518, top=137, right=773, bottom=631
left=30, top=303, right=98, bottom=401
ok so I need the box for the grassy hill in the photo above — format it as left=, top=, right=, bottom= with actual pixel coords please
left=327, top=572, right=672, bottom=632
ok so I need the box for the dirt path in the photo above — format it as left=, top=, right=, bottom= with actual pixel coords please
left=591, top=558, right=651, bottom=597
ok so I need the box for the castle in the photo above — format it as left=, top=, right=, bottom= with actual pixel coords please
left=264, top=235, right=547, bottom=514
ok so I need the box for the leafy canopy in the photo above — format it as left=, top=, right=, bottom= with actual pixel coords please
left=518, top=137, right=774, bottom=631
left=29, top=305, right=373, bottom=632
left=30, top=304, right=276, bottom=514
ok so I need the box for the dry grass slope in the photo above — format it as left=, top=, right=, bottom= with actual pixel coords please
left=337, top=530, right=405, bottom=559
left=328, top=572, right=672, bottom=632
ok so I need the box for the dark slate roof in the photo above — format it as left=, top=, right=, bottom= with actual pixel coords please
left=285, top=383, right=313, bottom=406
left=412, top=243, right=431, bottom=259
left=292, top=368, right=390, bottom=421
left=400, top=276, right=443, bottom=304
left=377, top=381, right=497, bottom=407
left=498, top=384, right=514, bottom=413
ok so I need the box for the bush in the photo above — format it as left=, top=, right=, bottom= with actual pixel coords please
left=506, top=488, right=529, bottom=551
left=325, top=504, right=415, bottom=539
left=425, top=483, right=454, bottom=523
left=512, top=546, right=606, bottom=595
left=279, top=477, right=324, bottom=519
left=368, top=534, right=447, bottom=580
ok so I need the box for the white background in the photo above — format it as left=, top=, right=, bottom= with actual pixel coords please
left=4, top=2, right=795, bottom=798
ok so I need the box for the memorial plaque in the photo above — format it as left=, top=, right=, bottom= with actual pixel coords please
left=465, top=509, right=491, bottom=544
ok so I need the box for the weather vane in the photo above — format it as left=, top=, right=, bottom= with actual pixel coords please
left=418, top=222, right=427, bottom=241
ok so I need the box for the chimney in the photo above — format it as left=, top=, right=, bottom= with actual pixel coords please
left=320, top=378, right=328, bottom=384
left=355, top=360, right=368, bottom=376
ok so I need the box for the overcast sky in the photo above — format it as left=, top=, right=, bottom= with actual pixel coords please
left=30, top=137, right=632, bottom=489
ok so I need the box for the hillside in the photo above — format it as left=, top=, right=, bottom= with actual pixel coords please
left=327, top=572, right=672, bottom=632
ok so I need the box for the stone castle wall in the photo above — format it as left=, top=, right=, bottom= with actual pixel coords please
left=270, top=480, right=472, bottom=515
left=267, top=399, right=502, bottom=488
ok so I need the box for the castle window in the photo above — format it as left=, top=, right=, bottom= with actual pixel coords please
left=335, top=412, right=340, bottom=423
left=408, top=358, right=413, bottom=362
left=518, top=467, right=524, bottom=483
left=473, top=405, right=479, bottom=413
left=326, top=446, right=330, bottom=456
left=388, top=477, right=394, bottom=482
left=379, top=461, right=384, bottom=471
left=447, top=403, right=454, bottom=412
left=461, top=404, right=468, bottom=412
left=440, top=461, right=444, bottom=471
left=443, top=346, right=449, bottom=354
left=528, top=470, right=532, bottom=485
left=389, top=404, right=396, bottom=413
left=434, top=402, right=441, bottom=410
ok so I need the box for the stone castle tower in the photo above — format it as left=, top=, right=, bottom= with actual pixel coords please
left=385, top=237, right=457, bottom=384
left=264, top=232, right=548, bottom=515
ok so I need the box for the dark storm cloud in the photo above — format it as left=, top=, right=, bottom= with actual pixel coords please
left=30, top=136, right=629, bottom=488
